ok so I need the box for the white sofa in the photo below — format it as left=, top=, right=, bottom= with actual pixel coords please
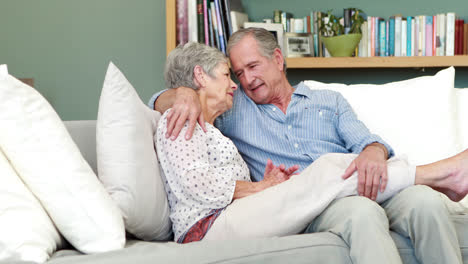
left=2, top=64, right=468, bottom=264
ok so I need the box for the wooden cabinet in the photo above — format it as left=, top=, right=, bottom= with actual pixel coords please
left=165, top=0, right=468, bottom=68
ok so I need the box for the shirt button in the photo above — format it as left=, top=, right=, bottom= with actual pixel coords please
left=319, top=111, right=323, bottom=116
left=294, top=143, right=299, bottom=148
left=272, top=108, right=276, bottom=111
left=288, top=125, right=292, bottom=130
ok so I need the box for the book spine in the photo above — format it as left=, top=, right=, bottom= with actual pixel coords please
left=207, top=6, right=215, bottom=47
left=432, top=15, right=437, bottom=56
left=407, top=16, right=412, bottom=56
left=389, top=17, right=395, bottom=56
left=386, top=20, right=390, bottom=56
left=415, top=16, right=420, bottom=56
left=464, top=23, right=468, bottom=55
left=446, top=12, right=456, bottom=56
left=307, top=15, right=311, bottom=33
left=210, top=2, right=220, bottom=50
left=395, top=16, right=402, bottom=56
left=344, top=8, right=351, bottom=34
left=401, top=19, right=407, bottom=56
left=197, top=0, right=204, bottom=43
left=213, top=0, right=226, bottom=53
left=426, top=16, right=433, bottom=56
left=375, top=17, right=380, bottom=56
left=455, top=19, right=460, bottom=55
left=436, top=14, right=441, bottom=56
left=380, top=19, right=386, bottom=56
left=440, top=13, right=446, bottom=56
left=188, top=0, right=198, bottom=42
left=176, top=0, right=189, bottom=46
left=203, top=0, right=209, bottom=45
left=420, top=16, right=425, bottom=56
left=368, top=16, right=372, bottom=57
left=222, top=0, right=233, bottom=36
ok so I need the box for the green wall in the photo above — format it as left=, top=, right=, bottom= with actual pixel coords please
left=0, top=0, right=467, bottom=120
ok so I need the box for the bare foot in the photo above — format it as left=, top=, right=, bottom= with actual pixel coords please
left=417, top=149, right=468, bottom=202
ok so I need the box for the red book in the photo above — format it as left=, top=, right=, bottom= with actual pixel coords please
left=463, top=24, right=468, bottom=55
left=454, top=19, right=460, bottom=55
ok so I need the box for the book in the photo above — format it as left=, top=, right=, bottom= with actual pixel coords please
left=407, top=16, right=412, bottom=56
left=446, top=12, right=456, bottom=56
left=213, top=0, right=226, bottom=53
left=389, top=17, right=395, bottom=56
left=344, top=8, right=351, bottom=34
left=222, top=0, right=233, bottom=37
left=203, top=0, right=209, bottom=45
left=207, top=6, right=215, bottom=47
left=420, top=16, right=425, bottom=56
left=401, top=18, right=407, bottom=56
left=215, top=0, right=228, bottom=49
left=281, top=12, right=292, bottom=32
left=439, top=13, right=446, bottom=56
left=230, top=11, right=248, bottom=33
left=176, top=0, right=189, bottom=46
left=432, top=15, right=437, bottom=56
left=425, top=16, right=433, bottom=56
left=197, top=0, right=205, bottom=43
left=367, top=16, right=372, bottom=57
left=188, top=0, right=198, bottom=42
left=379, top=19, right=386, bottom=56
left=395, top=16, right=402, bottom=56
left=464, top=24, right=468, bottom=55
left=210, top=1, right=220, bottom=50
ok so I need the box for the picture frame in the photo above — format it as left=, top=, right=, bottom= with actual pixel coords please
left=243, top=22, right=284, bottom=52
left=283, top=33, right=314, bottom=58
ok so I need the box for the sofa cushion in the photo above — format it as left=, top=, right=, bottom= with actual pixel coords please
left=97, top=62, right=172, bottom=241
left=0, top=73, right=125, bottom=254
left=0, top=150, right=65, bottom=263
left=304, top=67, right=459, bottom=166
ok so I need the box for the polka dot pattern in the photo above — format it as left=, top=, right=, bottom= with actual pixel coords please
left=155, top=109, right=250, bottom=241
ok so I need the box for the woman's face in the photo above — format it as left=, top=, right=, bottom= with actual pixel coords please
left=204, top=62, right=237, bottom=113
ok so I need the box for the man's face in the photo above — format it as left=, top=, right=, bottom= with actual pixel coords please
left=229, top=35, right=284, bottom=104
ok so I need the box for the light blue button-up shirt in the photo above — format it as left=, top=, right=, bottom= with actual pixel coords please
left=148, top=81, right=393, bottom=182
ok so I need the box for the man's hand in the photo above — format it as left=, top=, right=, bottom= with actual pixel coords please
left=342, top=143, right=388, bottom=201
left=165, top=87, right=206, bottom=140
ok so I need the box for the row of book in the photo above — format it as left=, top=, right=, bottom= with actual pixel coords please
left=359, top=15, right=467, bottom=57
left=272, top=10, right=468, bottom=57
left=176, top=0, right=247, bottom=54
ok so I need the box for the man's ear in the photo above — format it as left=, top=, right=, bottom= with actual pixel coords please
left=273, top=48, right=285, bottom=72
left=193, top=65, right=206, bottom=88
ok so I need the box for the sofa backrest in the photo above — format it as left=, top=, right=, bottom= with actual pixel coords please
left=64, top=120, right=97, bottom=174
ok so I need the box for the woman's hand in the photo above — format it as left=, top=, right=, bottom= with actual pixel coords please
left=260, top=159, right=300, bottom=190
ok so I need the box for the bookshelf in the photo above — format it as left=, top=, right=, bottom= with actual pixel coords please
left=165, top=0, right=468, bottom=68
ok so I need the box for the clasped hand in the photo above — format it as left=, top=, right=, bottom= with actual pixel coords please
left=261, top=159, right=300, bottom=189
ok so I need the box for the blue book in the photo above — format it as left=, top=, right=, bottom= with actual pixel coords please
left=375, top=18, right=380, bottom=56
left=213, top=0, right=226, bottom=54
left=379, top=19, right=386, bottom=56
left=389, top=17, right=395, bottom=56
left=407, top=16, right=412, bottom=56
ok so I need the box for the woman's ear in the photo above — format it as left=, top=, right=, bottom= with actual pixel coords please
left=193, top=65, right=206, bottom=88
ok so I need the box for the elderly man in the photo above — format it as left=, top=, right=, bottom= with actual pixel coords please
left=149, top=28, right=464, bottom=263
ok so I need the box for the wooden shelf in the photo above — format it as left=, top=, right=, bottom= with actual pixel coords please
left=286, top=56, right=468, bottom=68
left=165, top=0, right=468, bottom=69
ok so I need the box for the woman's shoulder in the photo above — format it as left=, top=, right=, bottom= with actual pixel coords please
left=157, top=109, right=212, bottom=140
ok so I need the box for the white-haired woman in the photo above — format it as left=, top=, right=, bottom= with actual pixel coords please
left=156, top=42, right=468, bottom=244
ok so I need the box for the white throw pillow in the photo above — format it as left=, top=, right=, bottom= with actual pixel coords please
left=0, top=64, right=7, bottom=78
left=0, top=149, right=65, bottom=263
left=455, top=88, right=468, bottom=149
left=304, top=67, right=459, bottom=166
left=97, top=62, right=172, bottom=241
left=0, top=74, right=125, bottom=254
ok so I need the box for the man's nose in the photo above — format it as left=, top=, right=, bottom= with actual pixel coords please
left=244, top=71, right=254, bottom=86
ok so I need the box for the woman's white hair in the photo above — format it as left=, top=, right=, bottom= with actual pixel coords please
left=164, top=42, right=228, bottom=90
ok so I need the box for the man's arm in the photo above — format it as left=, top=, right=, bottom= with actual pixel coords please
left=153, top=87, right=206, bottom=140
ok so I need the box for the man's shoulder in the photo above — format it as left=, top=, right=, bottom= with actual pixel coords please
left=298, top=82, right=344, bottom=100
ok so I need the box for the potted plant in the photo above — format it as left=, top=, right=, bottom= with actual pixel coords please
left=319, top=8, right=365, bottom=57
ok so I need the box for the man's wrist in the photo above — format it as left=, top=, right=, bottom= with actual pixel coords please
left=366, top=143, right=388, bottom=159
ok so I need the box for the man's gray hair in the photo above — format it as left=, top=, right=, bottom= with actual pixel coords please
left=227, top=27, right=287, bottom=72
left=164, top=42, right=228, bottom=89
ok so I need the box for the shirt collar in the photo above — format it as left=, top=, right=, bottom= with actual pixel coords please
left=293, top=81, right=314, bottom=99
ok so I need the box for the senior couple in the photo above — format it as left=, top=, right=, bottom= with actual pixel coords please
left=150, top=27, right=468, bottom=263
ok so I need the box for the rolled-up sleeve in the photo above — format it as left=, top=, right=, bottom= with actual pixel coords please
left=336, top=94, right=394, bottom=158
left=147, top=89, right=168, bottom=110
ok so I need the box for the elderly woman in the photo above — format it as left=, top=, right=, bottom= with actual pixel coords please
left=156, top=42, right=468, bottom=244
